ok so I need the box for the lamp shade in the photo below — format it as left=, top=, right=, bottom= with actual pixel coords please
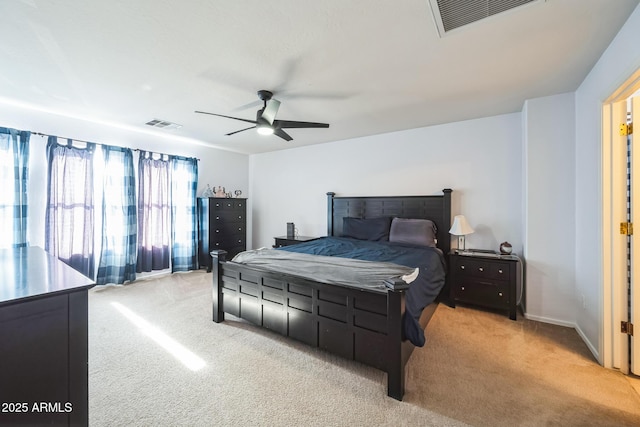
left=449, top=215, right=474, bottom=236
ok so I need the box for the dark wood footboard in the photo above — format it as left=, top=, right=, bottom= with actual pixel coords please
left=211, top=249, right=431, bottom=400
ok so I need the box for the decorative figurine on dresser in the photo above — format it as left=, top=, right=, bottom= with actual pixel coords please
left=197, top=196, right=247, bottom=271
left=449, top=247, right=523, bottom=320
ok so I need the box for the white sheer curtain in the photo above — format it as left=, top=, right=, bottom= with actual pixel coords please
left=45, top=137, right=96, bottom=278
left=136, top=151, right=170, bottom=272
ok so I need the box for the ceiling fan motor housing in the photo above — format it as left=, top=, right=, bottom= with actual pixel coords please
left=257, top=90, right=273, bottom=102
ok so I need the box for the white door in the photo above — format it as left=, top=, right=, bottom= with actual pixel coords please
left=608, top=99, right=629, bottom=373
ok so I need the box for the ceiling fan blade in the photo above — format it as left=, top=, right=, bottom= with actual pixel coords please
left=261, top=99, right=281, bottom=125
left=274, top=119, right=329, bottom=129
left=232, top=99, right=262, bottom=112
left=274, top=128, right=293, bottom=141
left=226, top=126, right=256, bottom=136
left=195, top=110, right=257, bottom=125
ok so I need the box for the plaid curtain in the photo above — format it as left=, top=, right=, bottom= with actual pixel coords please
left=170, top=156, right=198, bottom=272
left=45, top=137, right=96, bottom=278
left=96, top=146, right=137, bottom=284
left=0, top=127, right=30, bottom=249
left=137, top=151, right=170, bottom=272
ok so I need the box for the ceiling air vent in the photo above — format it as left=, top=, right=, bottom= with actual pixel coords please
left=428, top=0, right=541, bottom=36
left=145, top=119, right=182, bottom=130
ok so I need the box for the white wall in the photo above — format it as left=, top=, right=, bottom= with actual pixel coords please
left=249, top=113, right=523, bottom=254
left=575, top=5, right=640, bottom=361
left=0, top=101, right=249, bottom=249
left=522, top=93, right=576, bottom=326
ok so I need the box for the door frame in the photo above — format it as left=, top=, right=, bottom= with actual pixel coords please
left=602, top=67, right=640, bottom=372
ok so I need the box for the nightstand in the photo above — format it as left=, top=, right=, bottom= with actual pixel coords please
left=273, top=235, right=319, bottom=248
left=449, top=251, right=522, bottom=320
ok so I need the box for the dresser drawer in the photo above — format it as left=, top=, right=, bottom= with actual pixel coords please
left=453, top=280, right=510, bottom=310
left=211, top=200, right=245, bottom=210
left=210, top=233, right=245, bottom=246
left=455, top=257, right=510, bottom=280
left=212, top=210, right=245, bottom=223
left=211, top=224, right=245, bottom=237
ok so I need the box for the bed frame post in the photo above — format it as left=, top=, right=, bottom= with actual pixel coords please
left=442, top=188, right=452, bottom=255
left=386, top=288, right=405, bottom=401
left=211, top=249, right=227, bottom=323
left=326, top=192, right=336, bottom=236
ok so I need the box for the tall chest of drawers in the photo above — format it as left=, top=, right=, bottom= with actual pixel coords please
left=197, top=197, right=247, bottom=271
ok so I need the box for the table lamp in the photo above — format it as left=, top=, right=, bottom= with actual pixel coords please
left=449, top=215, right=474, bottom=251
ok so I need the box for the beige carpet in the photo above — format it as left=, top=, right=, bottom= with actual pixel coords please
left=88, top=271, right=640, bottom=426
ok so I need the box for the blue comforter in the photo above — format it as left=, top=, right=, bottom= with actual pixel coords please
left=278, top=237, right=446, bottom=346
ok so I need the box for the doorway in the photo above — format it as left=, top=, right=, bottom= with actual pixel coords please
left=602, top=67, right=640, bottom=375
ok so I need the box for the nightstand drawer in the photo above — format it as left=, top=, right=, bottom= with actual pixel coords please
left=453, top=280, right=509, bottom=310
left=455, top=258, right=510, bottom=280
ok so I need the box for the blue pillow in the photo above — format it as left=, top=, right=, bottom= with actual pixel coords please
left=342, top=217, right=392, bottom=241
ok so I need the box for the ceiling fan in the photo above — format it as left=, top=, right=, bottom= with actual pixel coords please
left=195, top=90, right=329, bottom=141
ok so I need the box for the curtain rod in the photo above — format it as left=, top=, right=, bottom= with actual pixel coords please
left=133, top=148, right=200, bottom=162
left=30, top=132, right=199, bottom=161
left=32, top=131, right=93, bottom=145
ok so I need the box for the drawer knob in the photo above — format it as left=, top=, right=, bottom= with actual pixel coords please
left=461, top=286, right=465, bottom=291
left=460, top=265, right=465, bottom=270
left=498, top=269, right=503, bottom=274
left=478, top=267, right=484, bottom=272
left=498, top=292, right=503, bottom=297
left=216, top=230, right=220, bottom=233
left=238, top=215, right=242, bottom=219
left=216, top=216, right=220, bottom=220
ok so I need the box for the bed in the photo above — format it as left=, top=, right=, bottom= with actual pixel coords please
left=211, top=189, right=452, bottom=400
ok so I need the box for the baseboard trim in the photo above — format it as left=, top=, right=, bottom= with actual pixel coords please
left=524, top=312, right=575, bottom=328
left=524, top=313, right=601, bottom=364
left=574, top=323, right=601, bottom=364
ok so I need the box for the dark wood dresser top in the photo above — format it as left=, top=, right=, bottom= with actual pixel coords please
left=0, top=246, right=95, bottom=306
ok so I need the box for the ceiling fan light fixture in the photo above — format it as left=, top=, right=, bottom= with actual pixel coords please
left=195, top=89, right=329, bottom=142
left=256, top=124, right=274, bottom=135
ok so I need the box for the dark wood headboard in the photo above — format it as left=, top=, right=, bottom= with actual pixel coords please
left=326, top=189, right=453, bottom=255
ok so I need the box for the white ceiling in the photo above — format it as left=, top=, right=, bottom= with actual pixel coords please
left=1, top=0, right=638, bottom=154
